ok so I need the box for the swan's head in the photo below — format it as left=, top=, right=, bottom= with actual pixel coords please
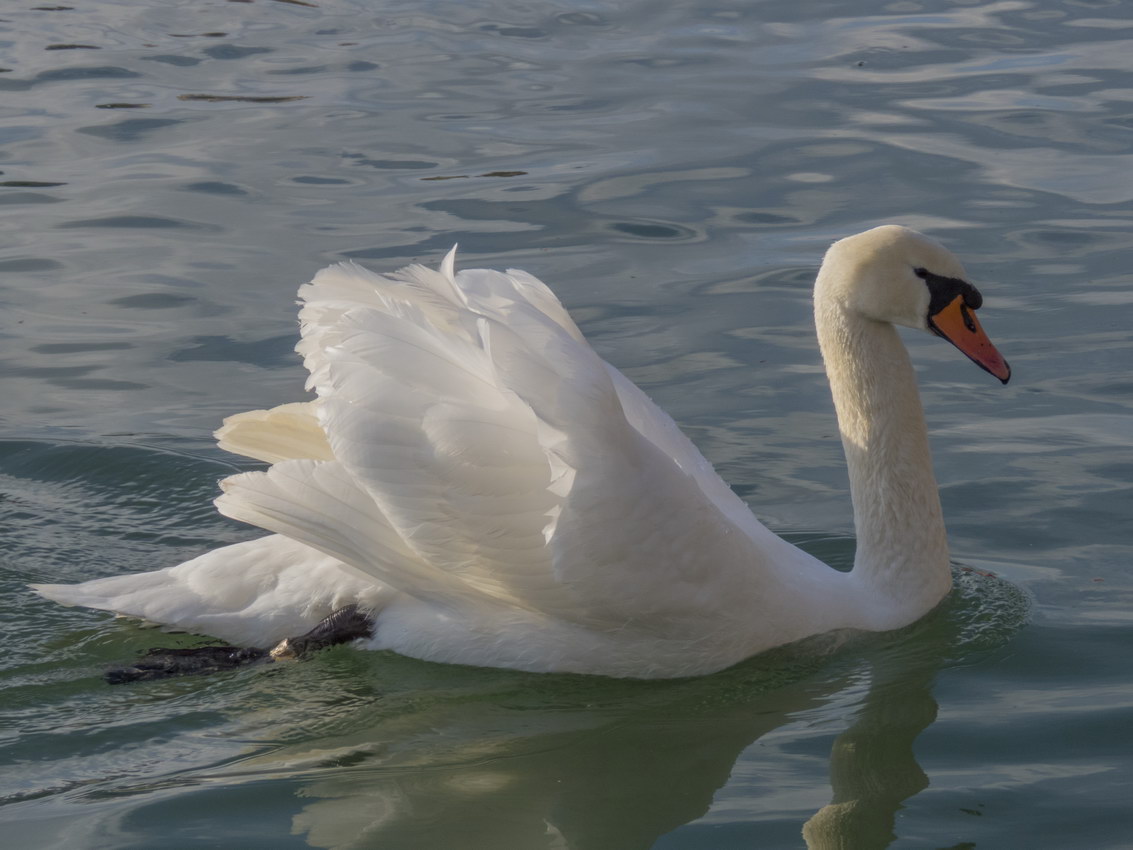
left=816, top=225, right=1011, bottom=383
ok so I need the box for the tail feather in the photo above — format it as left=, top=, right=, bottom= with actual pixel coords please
left=32, top=535, right=385, bottom=647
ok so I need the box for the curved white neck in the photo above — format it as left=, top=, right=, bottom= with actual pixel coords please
left=814, top=295, right=952, bottom=630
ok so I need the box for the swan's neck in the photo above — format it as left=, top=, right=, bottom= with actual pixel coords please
left=814, top=297, right=952, bottom=629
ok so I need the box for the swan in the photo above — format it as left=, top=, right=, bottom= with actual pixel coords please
left=34, top=225, right=1010, bottom=679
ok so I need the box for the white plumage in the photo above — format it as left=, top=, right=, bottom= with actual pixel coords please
left=35, top=226, right=1008, bottom=678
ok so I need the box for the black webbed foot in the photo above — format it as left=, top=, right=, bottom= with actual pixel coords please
left=105, top=605, right=376, bottom=685
left=106, top=645, right=269, bottom=684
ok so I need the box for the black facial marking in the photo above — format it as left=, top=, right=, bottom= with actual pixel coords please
left=920, top=269, right=983, bottom=316
left=960, top=303, right=977, bottom=333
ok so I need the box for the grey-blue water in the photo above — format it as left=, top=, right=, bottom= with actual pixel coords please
left=2, top=1, right=1131, bottom=847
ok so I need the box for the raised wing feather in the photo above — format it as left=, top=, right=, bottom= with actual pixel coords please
left=216, top=250, right=783, bottom=628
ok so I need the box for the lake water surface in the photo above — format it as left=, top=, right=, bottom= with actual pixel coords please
left=2, top=1, right=1132, bottom=847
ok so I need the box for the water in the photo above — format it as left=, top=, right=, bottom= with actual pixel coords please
left=2, top=0, right=1131, bottom=846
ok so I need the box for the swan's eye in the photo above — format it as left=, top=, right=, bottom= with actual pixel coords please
left=913, top=267, right=929, bottom=279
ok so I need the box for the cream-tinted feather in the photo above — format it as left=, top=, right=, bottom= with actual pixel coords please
left=215, top=402, right=334, bottom=464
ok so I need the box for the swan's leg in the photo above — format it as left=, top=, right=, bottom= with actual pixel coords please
left=268, top=604, right=375, bottom=660
left=105, top=605, right=376, bottom=684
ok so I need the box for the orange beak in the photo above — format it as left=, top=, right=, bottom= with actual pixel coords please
left=928, top=295, right=1011, bottom=384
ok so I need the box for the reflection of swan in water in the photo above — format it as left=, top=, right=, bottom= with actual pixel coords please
left=7, top=440, right=1026, bottom=848
left=35, top=226, right=1010, bottom=678
left=196, top=569, right=1024, bottom=850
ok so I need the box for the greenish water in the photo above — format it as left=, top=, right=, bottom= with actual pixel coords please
left=2, top=1, right=1131, bottom=847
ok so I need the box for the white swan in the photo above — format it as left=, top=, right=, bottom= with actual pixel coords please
left=34, top=226, right=1010, bottom=679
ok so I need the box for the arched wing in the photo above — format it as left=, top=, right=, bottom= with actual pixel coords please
left=215, top=252, right=790, bottom=627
